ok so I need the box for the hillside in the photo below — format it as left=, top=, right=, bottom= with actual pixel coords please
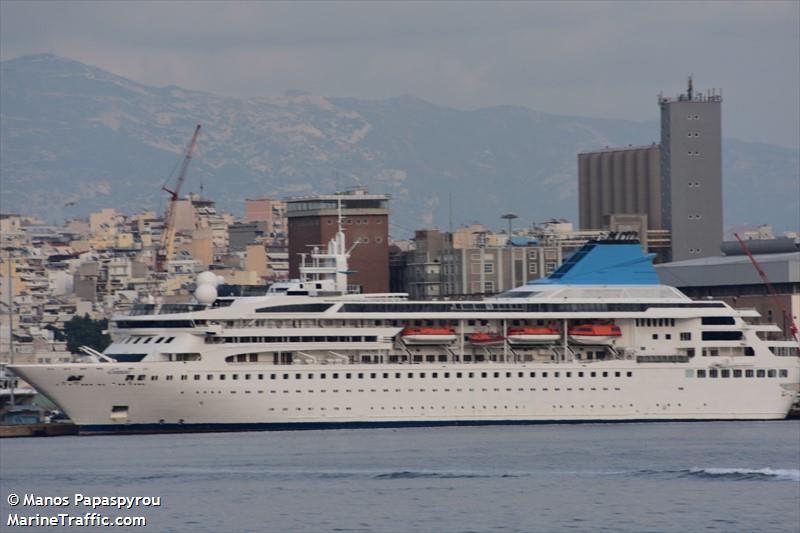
left=1, top=53, right=797, bottom=235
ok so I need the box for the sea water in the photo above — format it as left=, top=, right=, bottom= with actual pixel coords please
left=1, top=421, right=798, bottom=532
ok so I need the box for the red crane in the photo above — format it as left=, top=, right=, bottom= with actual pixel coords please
left=733, top=233, right=799, bottom=347
left=156, top=124, right=201, bottom=273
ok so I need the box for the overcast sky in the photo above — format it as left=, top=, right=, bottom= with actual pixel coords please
left=2, top=1, right=798, bottom=148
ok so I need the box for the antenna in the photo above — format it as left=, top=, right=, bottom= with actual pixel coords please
left=687, top=74, right=694, bottom=101
left=448, top=191, right=453, bottom=233
left=337, top=194, right=344, bottom=235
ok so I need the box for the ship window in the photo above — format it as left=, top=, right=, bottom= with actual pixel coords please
left=283, top=374, right=289, bottom=379
left=590, top=372, right=596, bottom=377
left=308, top=374, right=314, bottom=379
left=155, top=337, right=165, bottom=344
left=295, top=374, right=301, bottom=379
left=566, top=372, right=572, bottom=378
left=701, top=316, right=735, bottom=325
left=420, top=373, right=426, bottom=378
left=768, top=370, right=777, bottom=378
left=143, top=337, right=153, bottom=344
left=245, top=374, right=251, bottom=380
left=614, top=372, right=620, bottom=377
left=745, top=370, right=754, bottom=378
left=493, top=372, right=499, bottom=378
left=554, top=372, right=560, bottom=378
left=137, top=375, right=146, bottom=381
left=652, top=334, right=658, bottom=340
left=207, top=374, right=213, bottom=380
left=602, top=372, right=608, bottom=378
left=151, top=376, right=158, bottom=381
left=626, top=372, right=632, bottom=377
left=542, top=372, right=548, bottom=378
left=779, top=369, right=788, bottom=378
left=321, top=374, right=327, bottom=379
left=680, top=332, right=691, bottom=341
left=732, top=370, right=742, bottom=378
left=432, top=373, right=439, bottom=378
left=757, top=369, right=766, bottom=378
left=720, top=369, right=730, bottom=378
left=220, top=375, right=226, bottom=380
left=481, top=372, right=487, bottom=378
left=124, top=375, right=134, bottom=382
left=333, top=373, right=339, bottom=379
left=697, top=369, right=706, bottom=378
left=346, top=373, right=352, bottom=379
left=529, top=372, right=536, bottom=378
left=180, top=375, right=188, bottom=381
left=709, top=369, right=718, bottom=378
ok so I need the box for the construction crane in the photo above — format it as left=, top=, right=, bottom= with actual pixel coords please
left=155, top=124, right=201, bottom=273
left=734, top=233, right=800, bottom=348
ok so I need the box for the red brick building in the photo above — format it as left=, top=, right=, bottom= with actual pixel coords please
left=287, top=190, right=390, bottom=293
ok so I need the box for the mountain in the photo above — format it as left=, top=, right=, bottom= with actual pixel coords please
left=1, top=53, right=798, bottom=236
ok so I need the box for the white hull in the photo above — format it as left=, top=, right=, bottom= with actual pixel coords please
left=570, top=335, right=619, bottom=345
left=507, top=335, right=561, bottom=345
left=11, top=360, right=798, bottom=433
left=402, top=335, right=457, bottom=345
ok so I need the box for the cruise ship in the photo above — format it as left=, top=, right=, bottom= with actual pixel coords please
left=10, top=228, right=800, bottom=434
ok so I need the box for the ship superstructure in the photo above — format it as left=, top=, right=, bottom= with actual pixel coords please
left=10, top=230, right=800, bottom=434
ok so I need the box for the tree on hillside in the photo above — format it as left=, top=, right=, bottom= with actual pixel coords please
left=63, top=315, right=111, bottom=354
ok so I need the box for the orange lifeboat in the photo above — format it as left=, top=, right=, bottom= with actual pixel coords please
left=506, top=326, right=561, bottom=345
left=468, top=332, right=506, bottom=345
left=568, top=324, right=621, bottom=345
left=401, top=326, right=457, bottom=345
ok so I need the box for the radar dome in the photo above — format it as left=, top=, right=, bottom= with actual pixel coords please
left=197, top=271, right=219, bottom=287
left=194, top=284, right=218, bottom=304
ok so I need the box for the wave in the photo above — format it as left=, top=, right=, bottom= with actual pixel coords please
left=373, top=471, right=518, bottom=480
left=685, top=467, right=800, bottom=482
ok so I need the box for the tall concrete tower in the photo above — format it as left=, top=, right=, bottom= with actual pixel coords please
left=659, top=77, right=723, bottom=261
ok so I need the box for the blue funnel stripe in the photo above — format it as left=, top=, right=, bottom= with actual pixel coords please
left=530, top=242, right=659, bottom=285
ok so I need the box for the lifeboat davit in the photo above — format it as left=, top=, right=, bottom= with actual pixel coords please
left=568, top=324, right=621, bottom=345
left=401, top=327, right=457, bottom=345
left=506, top=326, right=561, bottom=345
left=468, top=332, right=506, bottom=346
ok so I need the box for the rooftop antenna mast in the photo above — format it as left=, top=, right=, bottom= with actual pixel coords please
left=687, top=74, right=694, bottom=100
left=337, top=194, right=344, bottom=235
left=448, top=191, right=453, bottom=233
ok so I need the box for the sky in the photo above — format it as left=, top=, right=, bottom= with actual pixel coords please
left=1, top=1, right=799, bottom=149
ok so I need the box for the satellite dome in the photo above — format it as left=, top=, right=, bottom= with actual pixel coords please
left=194, top=284, right=218, bottom=304
left=197, top=271, right=218, bottom=287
